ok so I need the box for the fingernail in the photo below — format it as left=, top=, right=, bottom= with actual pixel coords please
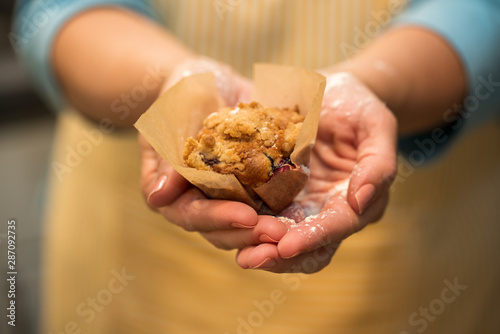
left=147, top=175, right=167, bottom=204
left=281, top=251, right=301, bottom=260
left=355, top=183, right=376, bottom=215
left=231, top=223, right=255, bottom=229
left=252, top=258, right=276, bottom=269
left=259, top=234, right=279, bottom=243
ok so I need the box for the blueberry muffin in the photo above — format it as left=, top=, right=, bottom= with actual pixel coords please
left=183, top=101, right=304, bottom=188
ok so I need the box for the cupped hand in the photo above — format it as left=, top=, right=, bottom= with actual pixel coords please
left=139, top=57, right=288, bottom=250
left=236, top=72, right=398, bottom=273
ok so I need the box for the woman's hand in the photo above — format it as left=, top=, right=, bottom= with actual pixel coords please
left=139, top=58, right=288, bottom=251
left=162, top=57, right=252, bottom=105
left=236, top=72, right=398, bottom=273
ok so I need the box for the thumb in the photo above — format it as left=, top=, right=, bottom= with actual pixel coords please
left=139, top=133, right=190, bottom=208
left=147, top=159, right=190, bottom=208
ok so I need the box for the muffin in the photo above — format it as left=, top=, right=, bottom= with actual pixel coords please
left=183, top=101, right=307, bottom=212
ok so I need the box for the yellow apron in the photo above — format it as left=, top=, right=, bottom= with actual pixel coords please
left=42, top=1, right=500, bottom=333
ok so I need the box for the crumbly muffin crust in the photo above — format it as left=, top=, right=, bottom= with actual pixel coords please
left=183, top=101, right=304, bottom=187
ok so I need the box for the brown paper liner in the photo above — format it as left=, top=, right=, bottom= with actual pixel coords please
left=134, top=63, right=326, bottom=214
left=253, top=168, right=309, bottom=214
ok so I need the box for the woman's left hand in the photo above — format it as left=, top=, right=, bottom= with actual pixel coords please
left=236, top=72, right=398, bottom=273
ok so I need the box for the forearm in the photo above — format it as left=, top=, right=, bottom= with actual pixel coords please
left=52, top=7, right=195, bottom=126
left=334, top=26, right=467, bottom=135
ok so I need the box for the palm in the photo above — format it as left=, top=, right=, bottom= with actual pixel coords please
left=236, top=72, right=398, bottom=273
left=293, top=80, right=373, bottom=217
left=302, top=111, right=356, bottom=203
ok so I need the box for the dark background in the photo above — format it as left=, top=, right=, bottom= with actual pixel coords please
left=0, top=0, right=52, bottom=122
left=1, top=1, right=55, bottom=333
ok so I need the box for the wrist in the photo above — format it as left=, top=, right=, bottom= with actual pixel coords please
left=330, top=27, right=465, bottom=135
left=320, top=57, right=408, bottom=119
left=160, top=56, right=251, bottom=106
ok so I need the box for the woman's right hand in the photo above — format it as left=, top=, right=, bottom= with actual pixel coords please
left=139, top=58, right=289, bottom=253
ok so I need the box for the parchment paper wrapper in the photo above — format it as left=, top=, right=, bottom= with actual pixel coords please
left=135, top=63, right=326, bottom=214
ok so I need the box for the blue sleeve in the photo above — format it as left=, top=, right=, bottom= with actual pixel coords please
left=11, top=0, right=158, bottom=111
left=392, top=0, right=500, bottom=161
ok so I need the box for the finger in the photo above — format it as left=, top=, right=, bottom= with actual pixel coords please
left=277, top=194, right=355, bottom=259
left=158, top=188, right=259, bottom=232
left=236, top=244, right=337, bottom=273
left=347, top=107, right=398, bottom=215
left=278, top=188, right=390, bottom=260
left=236, top=246, right=255, bottom=269
left=269, top=246, right=336, bottom=273
left=202, top=229, right=257, bottom=251
left=236, top=244, right=279, bottom=270
left=147, top=162, right=190, bottom=207
left=361, top=188, right=390, bottom=224
left=202, top=216, right=288, bottom=250
left=139, top=133, right=190, bottom=207
left=139, top=133, right=161, bottom=201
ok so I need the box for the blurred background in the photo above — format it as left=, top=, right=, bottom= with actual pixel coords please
left=0, top=1, right=55, bottom=333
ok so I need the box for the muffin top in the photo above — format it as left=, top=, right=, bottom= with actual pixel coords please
left=183, top=101, right=304, bottom=187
